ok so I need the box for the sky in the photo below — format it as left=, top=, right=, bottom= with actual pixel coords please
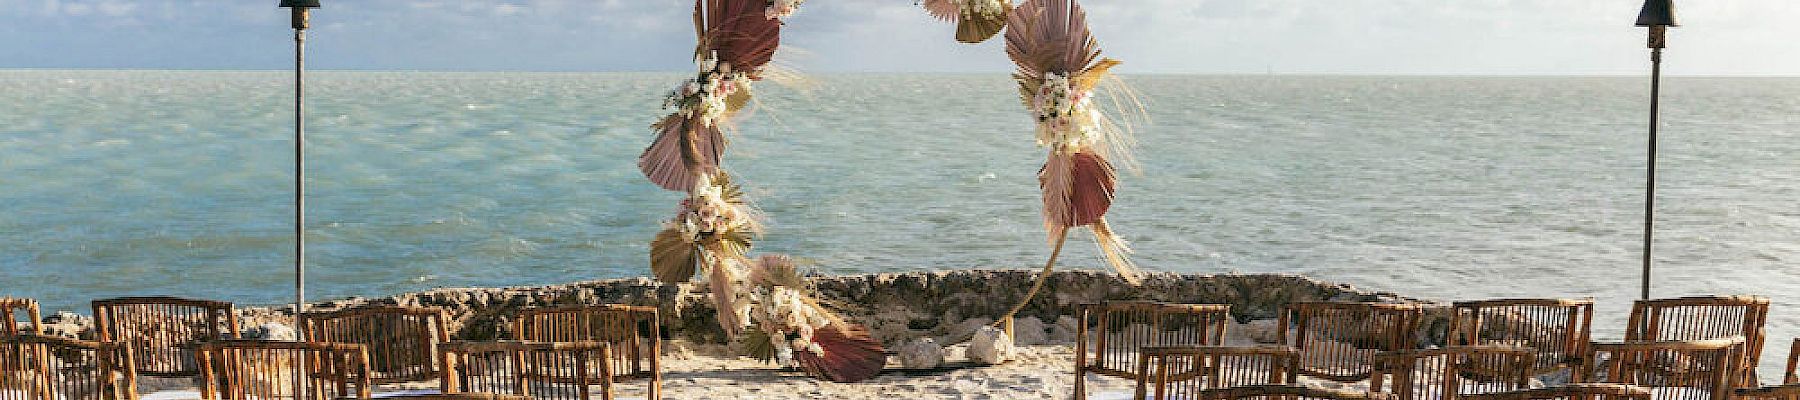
left=0, top=0, right=1796, bottom=75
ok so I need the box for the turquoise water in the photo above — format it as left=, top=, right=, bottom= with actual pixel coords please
left=2, top=70, right=1799, bottom=374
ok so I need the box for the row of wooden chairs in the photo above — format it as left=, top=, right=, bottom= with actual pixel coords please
left=1, top=296, right=663, bottom=400
left=1074, top=296, right=1773, bottom=400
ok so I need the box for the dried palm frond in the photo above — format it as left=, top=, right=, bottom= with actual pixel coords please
left=697, top=0, right=782, bottom=78
left=639, top=113, right=726, bottom=192
left=924, top=0, right=1013, bottom=43
left=794, top=323, right=886, bottom=383
left=739, top=328, right=777, bottom=362
left=747, top=254, right=806, bottom=289
left=650, top=228, right=699, bottom=283
left=706, top=252, right=746, bottom=335
left=1004, top=0, right=1099, bottom=79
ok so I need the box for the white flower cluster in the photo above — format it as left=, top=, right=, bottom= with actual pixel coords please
left=1031, top=72, right=1101, bottom=151
left=739, top=285, right=834, bottom=364
left=766, top=0, right=806, bottom=20
left=675, top=174, right=747, bottom=242
left=664, top=54, right=751, bottom=128
left=954, top=0, right=1007, bottom=20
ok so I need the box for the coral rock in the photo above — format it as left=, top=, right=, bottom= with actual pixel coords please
left=968, top=326, right=1013, bottom=365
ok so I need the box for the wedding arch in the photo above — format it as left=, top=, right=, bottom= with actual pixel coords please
left=635, top=0, right=1146, bottom=382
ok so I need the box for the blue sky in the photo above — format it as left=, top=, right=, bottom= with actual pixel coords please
left=2, top=0, right=1796, bottom=75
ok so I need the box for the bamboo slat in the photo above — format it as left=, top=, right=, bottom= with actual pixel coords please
left=1076, top=301, right=1232, bottom=400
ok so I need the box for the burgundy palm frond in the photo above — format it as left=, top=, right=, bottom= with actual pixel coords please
left=923, top=0, right=959, bottom=22
left=795, top=323, right=886, bottom=383
left=700, top=0, right=782, bottom=77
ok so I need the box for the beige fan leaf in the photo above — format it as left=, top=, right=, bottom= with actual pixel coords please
left=650, top=228, right=698, bottom=283
left=955, top=2, right=1011, bottom=43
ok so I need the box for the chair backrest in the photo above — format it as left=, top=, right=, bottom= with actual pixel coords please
left=1078, top=301, right=1231, bottom=380
left=92, top=296, right=239, bottom=378
left=197, top=340, right=373, bottom=400
left=1625, top=296, right=1768, bottom=386
left=1450, top=298, right=1595, bottom=376
left=372, top=395, right=532, bottom=400
left=1172, top=384, right=1399, bottom=400
left=298, top=306, right=449, bottom=385
left=1785, top=338, right=1800, bottom=385
left=1375, top=346, right=1533, bottom=400
left=1585, top=339, right=1741, bottom=400
left=439, top=341, right=615, bottom=400
left=0, top=334, right=138, bottom=400
left=1135, top=345, right=1299, bottom=400
left=1, top=298, right=42, bottom=337
left=1278, top=302, right=1423, bottom=383
left=513, top=305, right=660, bottom=385
left=1460, top=383, right=1654, bottom=400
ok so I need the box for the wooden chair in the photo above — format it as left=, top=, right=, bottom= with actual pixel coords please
left=1450, top=298, right=1594, bottom=378
left=1167, top=384, right=1399, bottom=400
left=513, top=305, right=659, bottom=399
left=1133, top=345, right=1299, bottom=400
left=1461, top=384, right=1654, bottom=400
left=1076, top=301, right=1232, bottom=400
left=298, top=306, right=450, bottom=386
left=1735, top=338, right=1800, bottom=400
left=439, top=341, right=615, bottom=400
left=197, top=340, right=373, bottom=400
left=1374, top=345, right=1533, bottom=400
left=1583, top=338, right=1741, bottom=400
left=1, top=298, right=42, bottom=337
left=92, top=296, right=240, bottom=378
left=1625, top=296, right=1768, bottom=387
left=1278, top=302, right=1423, bottom=384
left=0, top=334, right=138, bottom=400
left=363, top=395, right=531, bottom=400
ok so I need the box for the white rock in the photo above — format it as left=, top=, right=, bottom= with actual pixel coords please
left=967, top=326, right=1013, bottom=365
left=245, top=322, right=297, bottom=341
left=1011, top=317, right=1047, bottom=345
left=896, top=338, right=945, bottom=369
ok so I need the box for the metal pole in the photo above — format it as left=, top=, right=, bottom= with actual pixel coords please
left=293, top=12, right=308, bottom=330
left=1641, top=27, right=1665, bottom=300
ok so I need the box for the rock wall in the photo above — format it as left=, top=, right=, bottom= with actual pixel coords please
left=38, top=270, right=1449, bottom=346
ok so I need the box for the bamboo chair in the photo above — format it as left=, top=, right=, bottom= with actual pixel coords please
left=1133, top=345, right=1299, bottom=400
left=513, top=305, right=659, bottom=399
left=1166, top=384, right=1399, bottom=400
left=1583, top=338, right=1742, bottom=400
left=0, top=334, right=139, bottom=400
left=1373, top=345, right=1534, bottom=400
left=363, top=394, right=531, bottom=400
left=197, top=340, right=373, bottom=400
left=1278, top=302, right=1424, bottom=385
left=1076, top=301, right=1232, bottom=400
left=92, top=296, right=240, bottom=378
left=1735, top=338, right=1800, bottom=400
left=1625, top=296, right=1768, bottom=387
left=1, top=298, right=42, bottom=337
left=298, top=306, right=450, bottom=387
left=439, top=341, right=615, bottom=400
left=1450, top=298, right=1595, bottom=378
left=1461, top=383, right=1654, bottom=400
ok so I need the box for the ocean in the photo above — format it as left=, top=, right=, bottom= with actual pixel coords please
left=2, top=70, right=1798, bottom=375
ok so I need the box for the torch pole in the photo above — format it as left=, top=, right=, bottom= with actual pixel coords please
left=1641, top=26, right=1665, bottom=300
